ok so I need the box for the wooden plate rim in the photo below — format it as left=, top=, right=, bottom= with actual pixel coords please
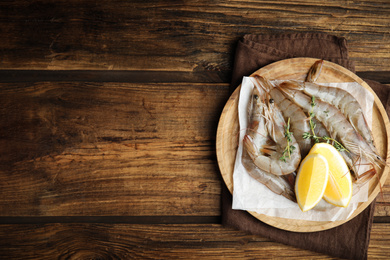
left=216, top=57, right=390, bottom=232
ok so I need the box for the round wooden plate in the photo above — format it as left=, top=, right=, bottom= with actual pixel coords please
left=216, top=57, right=390, bottom=232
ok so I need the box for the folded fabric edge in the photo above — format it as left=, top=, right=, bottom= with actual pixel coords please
left=243, top=32, right=349, bottom=60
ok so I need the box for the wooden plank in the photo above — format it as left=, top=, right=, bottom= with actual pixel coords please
left=0, top=0, right=389, bottom=73
left=0, top=70, right=388, bottom=85
left=358, top=72, right=390, bottom=84
left=0, top=82, right=230, bottom=216
left=1, top=81, right=390, bottom=217
left=0, top=224, right=337, bottom=259
left=0, top=223, right=389, bottom=259
left=0, top=216, right=221, bottom=224
left=0, top=70, right=227, bottom=84
left=0, top=215, right=388, bottom=224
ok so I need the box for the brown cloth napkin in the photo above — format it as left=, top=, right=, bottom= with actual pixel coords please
left=223, top=33, right=390, bottom=260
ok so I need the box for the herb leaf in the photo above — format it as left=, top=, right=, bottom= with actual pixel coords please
left=280, top=117, right=295, bottom=162
left=302, top=96, right=349, bottom=152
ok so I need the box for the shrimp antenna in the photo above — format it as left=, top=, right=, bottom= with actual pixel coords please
left=343, top=139, right=384, bottom=168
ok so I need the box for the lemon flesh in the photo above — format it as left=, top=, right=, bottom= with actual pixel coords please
left=309, top=143, right=352, bottom=207
left=295, top=154, right=329, bottom=212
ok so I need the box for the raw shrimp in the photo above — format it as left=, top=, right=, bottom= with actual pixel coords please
left=305, top=60, right=379, bottom=182
left=296, top=62, right=377, bottom=153
left=278, top=81, right=385, bottom=167
left=253, top=75, right=312, bottom=157
left=306, top=60, right=376, bottom=151
left=243, top=84, right=301, bottom=175
left=242, top=149, right=296, bottom=201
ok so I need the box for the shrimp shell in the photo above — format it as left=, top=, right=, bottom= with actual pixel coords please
left=305, top=60, right=377, bottom=154
left=289, top=80, right=377, bottom=154
left=278, top=81, right=384, bottom=167
left=242, top=149, right=296, bottom=202
left=254, top=75, right=312, bottom=157
left=312, top=110, right=376, bottom=185
left=243, top=84, right=301, bottom=176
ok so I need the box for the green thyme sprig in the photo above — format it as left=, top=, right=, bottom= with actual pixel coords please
left=280, top=117, right=296, bottom=162
left=302, top=96, right=320, bottom=143
left=322, top=136, right=349, bottom=152
left=302, top=96, right=349, bottom=152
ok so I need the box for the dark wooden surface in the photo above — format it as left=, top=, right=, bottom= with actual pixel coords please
left=1, top=1, right=390, bottom=259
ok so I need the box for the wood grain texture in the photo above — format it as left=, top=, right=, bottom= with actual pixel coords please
left=0, top=0, right=389, bottom=73
left=0, top=82, right=229, bottom=216
left=0, top=224, right=353, bottom=259
left=1, top=1, right=390, bottom=258
left=0, top=223, right=389, bottom=259
left=1, top=80, right=390, bottom=218
left=0, top=70, right=388, bottom=85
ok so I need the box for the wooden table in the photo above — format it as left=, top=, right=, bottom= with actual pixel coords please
left=0, top=1, right=389, bottom=259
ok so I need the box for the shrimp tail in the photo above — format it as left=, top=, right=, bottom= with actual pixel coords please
left=243, top=134, right=275, bottom=160
left=243, top=135, right=258, bottom=158
left=279, top=80, right=304, bottom=91
left=253, top=75, right=274, bottom=93
left=284, top=172, right=297, bottom=188
left=306, top=59, right=324, bottom=83
left=242, top=150, right=296, bottom=202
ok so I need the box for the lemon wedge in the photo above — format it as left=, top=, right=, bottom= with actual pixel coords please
left=295, top=153, right=329, bottom=212
left=309, top=143, right=353, bottom=207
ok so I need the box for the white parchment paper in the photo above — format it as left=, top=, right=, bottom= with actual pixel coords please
left=232, top=77, right=374, bottom=221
